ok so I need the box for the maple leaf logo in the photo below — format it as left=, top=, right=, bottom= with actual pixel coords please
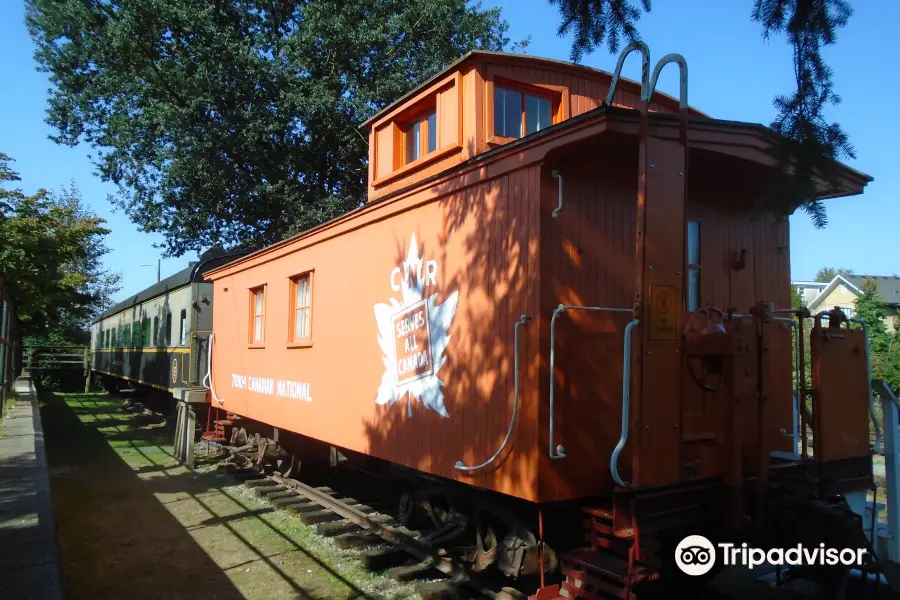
left=374, top=233, right=458, bottom=418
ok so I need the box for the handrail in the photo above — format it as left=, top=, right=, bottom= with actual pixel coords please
left=551, top=170, right=564, bottom=219
left=549, top=304, right=633, bottom=460
left=610, top=319, right=641, bottom=487
left=456, top=315, right=529, bottom=472
left=647, top=53, right=688, bottom=111
left=851, top=318, right=882, bottom=453
left=202, top=331, right=225, bottom=404
left=605, top=41, right=650, bottom=106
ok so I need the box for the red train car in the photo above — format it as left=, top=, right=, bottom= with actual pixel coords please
left=205, top=46, right=874, bottom=594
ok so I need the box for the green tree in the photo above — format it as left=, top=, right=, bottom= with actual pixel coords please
left=26, top=0, right=510, bottom=256
left=815, top=266, right=854, bottom=282
left=854, top=278, right=900, bottom=391
left=548, top=0, right=855, bottom=228
left=0, top=153, right=120, bottom=343
left=791, top=285, right=806, bottom=308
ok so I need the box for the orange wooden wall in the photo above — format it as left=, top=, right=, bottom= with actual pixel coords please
left=209, top=162, right=545, bottom=501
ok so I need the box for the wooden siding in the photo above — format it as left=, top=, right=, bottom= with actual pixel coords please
left=211, top=104, right=840, bottom=504
left=368, top=53, right=694, bottom=202
left=538, top=143, right=639, bottom=501
left=210, top=163, right=544, bottom=501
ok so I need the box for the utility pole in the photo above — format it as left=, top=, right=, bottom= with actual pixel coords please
left=141, top=258, right=161, bottom=282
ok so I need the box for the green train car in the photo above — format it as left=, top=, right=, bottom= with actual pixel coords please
left=90, top=248, right=241, bottom=402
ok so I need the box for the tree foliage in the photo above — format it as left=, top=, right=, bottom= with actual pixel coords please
left=814, top=265, right=853, bottom=282
left=854, top=278, right=900, bottom=392
left=26, top=0, right=510, bottom=256
left=790, top=284, right=805, bottom=308
left=548, top=0, right=855, bottom=228
left=0, top=153, right=120, bottom=342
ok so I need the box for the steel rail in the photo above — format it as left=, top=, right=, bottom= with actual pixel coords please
left=269, top=473, right=503, bottom=596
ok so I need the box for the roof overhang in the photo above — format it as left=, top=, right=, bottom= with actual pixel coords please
left=209, top=106, right=872, bottom=278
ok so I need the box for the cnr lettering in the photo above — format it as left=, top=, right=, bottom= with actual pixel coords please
left=391, top=260, right=438, bottom=292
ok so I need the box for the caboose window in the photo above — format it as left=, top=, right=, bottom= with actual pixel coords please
left=152, top=316, right=159, bottom=346
left=525, top=94, right=552, bottom=135
left=403, top=109, right=437, bottom=164
left=290, top=272, right=313, bottom=345
left=250, top=287, right=265, bottom=344
left=494, top=86, right=554, bottom=139
left=687, top=220, right=701, bottom=312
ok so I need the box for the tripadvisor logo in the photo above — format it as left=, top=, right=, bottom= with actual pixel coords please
left=676, top=535, right=716, bottom=576
left=675, top=535, right=869, bottom=576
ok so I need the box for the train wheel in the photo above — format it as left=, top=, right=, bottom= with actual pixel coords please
left=101, top=376, right=119, bottom=394
left=397, top=491, right=414, bottom=527
left=473, top=512, right=498, bottom=572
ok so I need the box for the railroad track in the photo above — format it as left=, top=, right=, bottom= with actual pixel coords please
left=224, top=461, right=529, bottom=600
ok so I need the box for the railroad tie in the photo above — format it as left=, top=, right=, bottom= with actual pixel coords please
left=386, top=561, right=441, bottom=582
left=362, top=547, right=410, bottom=571
left=300, top=509, right=344, bottom=525
left=333, top=532, right=383, bottom=549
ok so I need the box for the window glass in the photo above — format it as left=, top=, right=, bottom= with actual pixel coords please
left=427, top=110, right=437, bottom=153
left=405, top=120, right=421, bottom=163
left=688, top=268, right=701, bottom=312
left=123, top=324, right=131, bottom=347
left=165, top=312, right=172, bottom=346
left=252, top=289, right=265, bottom=343
left=294, top=275, right=312, bottom=340
left=494, top=87, right=522, bottom=138
left=179, top=309, right=188, bottom=346
left=687, top=220, right=700, bottom=265
left=142, top=316, right=151, bottom=346
left=525, top=94, right=552, bottom=135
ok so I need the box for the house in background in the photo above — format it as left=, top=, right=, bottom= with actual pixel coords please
left=793, top=275, right=900, bottom=333
left=793, top=280, right=828, bottom=306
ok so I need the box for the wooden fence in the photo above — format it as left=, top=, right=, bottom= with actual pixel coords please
left=23, top=346, right=91, bottom=392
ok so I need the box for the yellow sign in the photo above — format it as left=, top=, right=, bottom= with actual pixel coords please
left=649, top=285, right=678, bottom=342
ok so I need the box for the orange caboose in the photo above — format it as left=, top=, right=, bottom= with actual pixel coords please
left=208, top=43, right=872, bottom=598
left=205, top=46, right=874, bottom=592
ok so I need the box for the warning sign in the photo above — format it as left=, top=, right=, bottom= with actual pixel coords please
left=649, top=285, right=678, bottom=342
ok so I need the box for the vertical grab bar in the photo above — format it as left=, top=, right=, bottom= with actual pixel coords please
left=851, top=318, right=881, bottom=453
left=549, top=305, right=634, bottom=460
left=610, top=320, right=640, bottom=487
left=456, top=315, right=529, bottom=471
left=647, top=54, right=688, bottom=111
left=202, top=331, right=225, bottom=404
left=605, top=41, right=650, bottom=105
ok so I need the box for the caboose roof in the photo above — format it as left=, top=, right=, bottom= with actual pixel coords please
left=207, top=104, right=871, bottom=279
left=359, top=50, right=706, bottom=130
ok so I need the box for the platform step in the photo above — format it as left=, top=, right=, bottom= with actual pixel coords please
left=559, top=548, right=658, bottom=600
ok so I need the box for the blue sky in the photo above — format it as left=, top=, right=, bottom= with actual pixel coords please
left=1, top=1, right=896, bottom=302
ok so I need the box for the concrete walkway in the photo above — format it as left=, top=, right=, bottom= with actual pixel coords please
left=0, top=377, right=63, bottom=599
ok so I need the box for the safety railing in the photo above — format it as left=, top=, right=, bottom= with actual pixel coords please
left=850, top=318, right=882, bottom=453
left=548, top=304, right=635, bottom=461
left=456, top=315, right=529, bottom=472
left=202, top=332, right=226, bottom=404
left=610, top=319, right=640, bottom=487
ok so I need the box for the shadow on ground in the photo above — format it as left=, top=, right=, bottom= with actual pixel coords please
left=40, top=391, right=410, bottom=600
